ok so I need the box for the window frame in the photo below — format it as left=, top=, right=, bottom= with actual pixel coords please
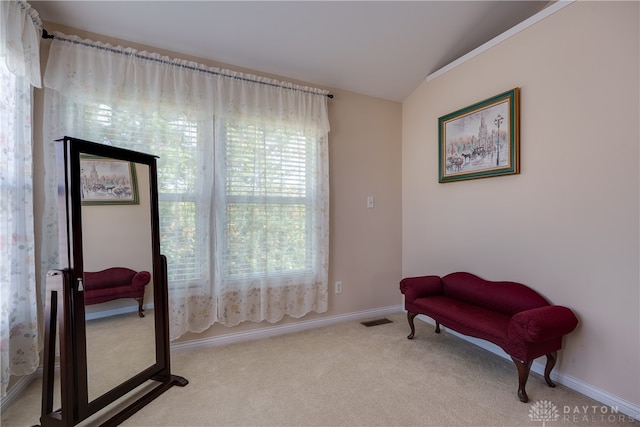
left=77, top=103, right=212, bottom=289
left=217, top=120, right=318, bottom=285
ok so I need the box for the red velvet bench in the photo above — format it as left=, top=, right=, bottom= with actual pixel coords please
left=83, top=267, right=151, bottom=317
left=400, top=272, right=578, bottom=402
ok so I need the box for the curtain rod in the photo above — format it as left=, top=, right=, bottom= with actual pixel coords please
left=41, top=29, right=334, bottom=99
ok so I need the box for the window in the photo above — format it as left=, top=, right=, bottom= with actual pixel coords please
left=220, top=122, right=316, bottom=282
left=79, top=104, right=211, bottom=288
left=63, top=103, right=325, bottom=294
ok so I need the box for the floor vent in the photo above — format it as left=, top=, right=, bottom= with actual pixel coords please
left=361, top=318, right=393, bottom=327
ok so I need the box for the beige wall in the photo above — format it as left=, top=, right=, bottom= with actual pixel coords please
left=34, top=24, right=403, bottom=339
left=403, top=1, right=639, bottom=406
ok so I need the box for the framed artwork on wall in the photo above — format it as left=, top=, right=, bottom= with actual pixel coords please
left=438, top=88, right=520, bottom=183
left=80, top=155, right=139, bottom=205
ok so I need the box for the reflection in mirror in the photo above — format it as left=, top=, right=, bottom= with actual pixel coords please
left=79, top=158, right=157, bottom=403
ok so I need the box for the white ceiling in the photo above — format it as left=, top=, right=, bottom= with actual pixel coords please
left=31, top=1, right=552, bottom=102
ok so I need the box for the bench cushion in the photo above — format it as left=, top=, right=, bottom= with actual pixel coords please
left=413, top=295, right=510, bottom=348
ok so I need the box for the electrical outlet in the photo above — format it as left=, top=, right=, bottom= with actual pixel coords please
left=367, top=196, right=375, bottom=209
left=335, top=281, right=343, bottom=294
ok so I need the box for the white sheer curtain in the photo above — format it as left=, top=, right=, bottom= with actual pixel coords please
left=0, top=0, right=42, bottom=397
left=43, top=33, right=330, bottom=340
left=0, top=0, right=42, bottom=88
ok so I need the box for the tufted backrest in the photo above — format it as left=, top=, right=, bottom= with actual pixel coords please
left=441, top=272, right=550, bottom=316
left=84, top=267, right=140, bottom=291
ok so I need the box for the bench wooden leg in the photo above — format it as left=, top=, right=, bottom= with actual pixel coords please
left=136, top=297, right=145, bottom=317
left=511, top=357, right=533, bottom=403
left=407, top=312, right=417, bottom=339
left=406, top=312, right=442, bottom=339
left=544, top=352, right=558, bottom=388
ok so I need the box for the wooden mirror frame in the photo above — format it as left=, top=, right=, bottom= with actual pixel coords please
left=40, top=137, right=187, bottom=427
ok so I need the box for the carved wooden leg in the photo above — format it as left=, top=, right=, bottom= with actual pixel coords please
left=544, top=352, right=558, bottom=388
left=511, top=357, right=533, bottom=403
left=407, top=312, right=417, bottom=339
left=136, top=297, right=145, bottom=317
left=435, top=321, right=441, bottom=334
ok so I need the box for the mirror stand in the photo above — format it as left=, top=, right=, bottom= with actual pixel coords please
left=39, top=137, right=187, bottom=427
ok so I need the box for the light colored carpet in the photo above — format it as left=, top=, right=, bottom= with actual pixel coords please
left=2, top=312, right=638, bottom=426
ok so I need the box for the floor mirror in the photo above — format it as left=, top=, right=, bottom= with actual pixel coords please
left=40, top=136, right=187, bottom=427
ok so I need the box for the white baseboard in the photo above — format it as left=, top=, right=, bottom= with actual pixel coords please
left=1, top=367, right=42, bottom=412
left=414, top=315, right=640, bottom=421
left=171, top=305, right=404, bottom=353
left=85, top=303, right=153, bottom=321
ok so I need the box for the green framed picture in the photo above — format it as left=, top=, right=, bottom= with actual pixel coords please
left=438, top=88, right=520, bottom=183
left=80, top=155, right=139, bottom=205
